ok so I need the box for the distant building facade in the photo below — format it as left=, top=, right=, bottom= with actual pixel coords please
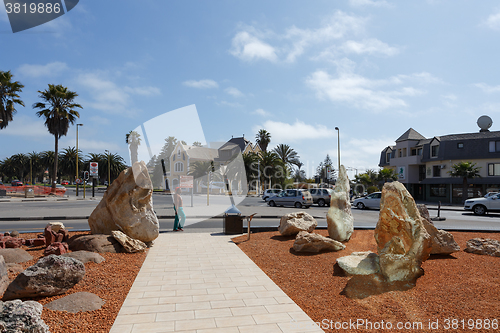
left=379, top=128, right=500, bottom=203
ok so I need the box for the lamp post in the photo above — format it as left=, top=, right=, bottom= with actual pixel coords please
left=335, top=127, right=340, bottom=171
left=76, top=124, right=83, bottom=196
left=105, top=150, right=111, bottom=187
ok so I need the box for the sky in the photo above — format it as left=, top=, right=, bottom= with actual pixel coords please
left=2, top=0, right=500, bottom=179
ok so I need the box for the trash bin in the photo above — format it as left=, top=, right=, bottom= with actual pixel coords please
left=25, top=186, right=34, bottom=198
left=223, top=205, right=243, bottom=235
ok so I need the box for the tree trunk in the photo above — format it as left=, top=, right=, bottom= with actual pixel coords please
left=462, top=177, right=468, bottom=204
left=52, top=135, right=58, bottom=193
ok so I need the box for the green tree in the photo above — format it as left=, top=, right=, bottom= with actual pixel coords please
left=10, top=153, right=29, bottom=182
left=152, top=136, right=178, bottom=188
left=0, top=70, right=24, bottom=130
left=0, top=157, right=16, bottom=182
left=255, top=129, right=271, bottom=152
left=449, top=161, right=482, bottom=203
left=40, top=151, right=55, bottom=183
left=242, top=152, right=259, bottom=189
left=377, top=168, right=398, bottom=184
left=316, top=154, right=335, bottom=184
left=34, top=84, right=82, bottom=191
left=59, top=147, right=82, bottom=183
left=259, top=151, right=284, bottom=189
left=192, top=141, right=203, bottom=147
left=273, top=144, right=299, bottom=168
left=126, top=130, right=141, bottom=165
left=27, top=151, right=44, bottom=184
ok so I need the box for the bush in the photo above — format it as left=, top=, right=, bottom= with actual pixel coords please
left=367, top=186, right=379, bottom=194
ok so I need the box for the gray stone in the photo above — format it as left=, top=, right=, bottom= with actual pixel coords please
left=68, top=234, right=123, bottom=253
left=112, top=230, right=147, bottom=253
left=9, top=230, right=19, bottom=238
left=2, top=255, right=85, bottom=301
left=0, top=256, right=9, bottom=297
left=293, top=231, right=345, bottom=253
left=336, top=252, right=380, bottom=275
left=6, top=263, right=24, bottom=275
left=465, top=238, right=500, bottom=257
left=418, top=204, right=460, bottom=255
left=46, top=222, right=65, bottom=233
left=278, top=212, right=317, bottom=236
left=0, top=299, right=50, bottom=333
left=326, top=165, right=354, bottom=242
left=0, top=248, right=33, bottom=264
left=44, top=292, right=105, bottom=313
left=61, top=250, right=105, bottom=264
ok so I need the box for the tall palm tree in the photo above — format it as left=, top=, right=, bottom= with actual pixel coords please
left=0, top=157, right=16, bottom=182
left=255, top=129, right=271, bottom=152
left=258, top=151, right=283, bottom=189
left=59, top=147, right=82, bottom=183
left=272, top=144, right=300, bottom=173
left=34, top=84, right=82, bottom=191
left=0, top=70, right=24, bottom=129
left=449, top=161, right=482, bottom=204
left=104, top=152, right=128, bottom=184
left=126, top=130, right=141, bottom=165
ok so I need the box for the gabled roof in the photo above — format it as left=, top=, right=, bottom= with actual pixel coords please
left=396, top=128, right=426, bottom=142
left=179, top=143, right=218, bottom=160
left=219, top=137, right=250, bottom=153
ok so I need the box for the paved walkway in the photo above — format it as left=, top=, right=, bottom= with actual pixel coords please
left=109, top=232, right=324, bottom=333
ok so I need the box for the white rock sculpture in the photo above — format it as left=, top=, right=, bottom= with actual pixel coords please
left=112, top=230, right=147, bottom=253
left=278, top=212, right=317, bottom=236
left=326, top=165, right=354, bottom=242
left=293, top=231, right=345, bottom=252
left=417, top=204, right=460, bottom=255
left=45, top=222, right=65, bottom=233
left=336, top=252, right=380, bottom=275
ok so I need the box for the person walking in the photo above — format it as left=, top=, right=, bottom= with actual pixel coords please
left=173, top=187, right=186, bottom=231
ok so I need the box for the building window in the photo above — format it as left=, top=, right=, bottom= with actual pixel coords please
left=430, top=184, right=446, bottom=197
left=398, top=149, right=402, bottom=158
left=386, top=152, right=391, bottom=162
left=174, top=162, right=184, bottom=172
left=402, top=148, right=407, bottom=157
left=489, top=141, right=500, bottom=152
left=457, top=142, right=464, bottom=149
left=433, top=165, right=441, bottom=177
left=411, top=147, right=422, bottom=156
left=177, top=149, right=181, bottom=157
left=488, top=163, right=500, bottom=176
left=431, top=145, right=439, bottom=157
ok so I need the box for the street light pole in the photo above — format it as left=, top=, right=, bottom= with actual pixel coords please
left=335, top=127, right=340, bottom=171
left=76, top=123, right=83, bottom=196
left=105, top=150, right=110, bottom=187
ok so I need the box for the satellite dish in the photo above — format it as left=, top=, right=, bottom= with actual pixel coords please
left=477, top=115, right=493, bottom=132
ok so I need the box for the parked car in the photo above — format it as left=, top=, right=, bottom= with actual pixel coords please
left=484, top=192, right=499, bottom=198
left=11, top=180, right=23, bottom=186
left=262, top=189, right=283, bottom=201
left=353, top=192, right=382, bottom=210
left=309, top=188, right=334, bottom=207
left=61, top=180, right=70, bottom=185
left=464, top=193, right=500, bottom=215
left=267, top=189, right=313, bottom=208
left=56, top=184, right=67, bottom=193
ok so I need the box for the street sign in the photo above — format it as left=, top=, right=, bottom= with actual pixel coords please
left=89, top=162, right=98, bottom=177
left=76, top=178, right=82, bottom=184
left=180, top=175, right=193, bottom=188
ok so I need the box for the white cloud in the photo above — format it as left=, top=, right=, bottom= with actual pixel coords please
left=182, top=79, right=219, bottom=89
left=254, top=120, right=336, bottom=143
left=253, top=108, right=271, bottom=117
left=17, top=62, right=68, bottom=78
left=230, top=31, right=278, bottom=62
left=0, top=115, right=52, bottom=138
left=348, top=0, right=390, bottom=7
left=340, top=39, right=399, bottom=56
left=483, top=11, right=500, bottom=31
left=124, top=86, right=161, bottom=96
left=474, top=83, right=500, bottom=93
left=90, top=115, right=110, bottom=125
left=225, top=87, right=244, bottom=98
left=217, top=101, right=243, bottom=107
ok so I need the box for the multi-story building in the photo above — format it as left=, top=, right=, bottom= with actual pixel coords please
left=379, top=123, right=500, bottom=203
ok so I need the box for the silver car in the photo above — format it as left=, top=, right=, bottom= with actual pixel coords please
left=309, top=188, right=334, bottom=207
left=267, top=189, right=313, bottom=208
left=353, top=192, right=382, bottom=210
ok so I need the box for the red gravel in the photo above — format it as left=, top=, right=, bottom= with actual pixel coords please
left=4, top=231, right=147, bottom=333
left=233, top=230, right=500, bottom=333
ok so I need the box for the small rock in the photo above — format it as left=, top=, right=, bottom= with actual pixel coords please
left=293, top=231, right=345, bottom=253
left=0, top=256, right=9, bottom=297
left=28, top=238, right=46, bottom=247
left=0, top=249, right=33, bottom=264
left=278, top=212, right=317, bottom=236
left=61, top=251, right=105, bottom=264
left=112, top=230, right=147, bottom=253
left=46, top=222, right=65, bottom=233
left=68, top=234, right=123, bottom=253
left=44, top=292, right=105, bottom=313
left=44, top=242, right=69, bottom=256
left=4, top=237, right=23, bottom=249
left=0, top=299, right=50, bottom=332
left=336, top=252, right=380, bottom=275
left=10, top=231, right=19, bottom=238
left=417, top=204, right=460, bottom=255
left=465, top=238, right=500, bottom=257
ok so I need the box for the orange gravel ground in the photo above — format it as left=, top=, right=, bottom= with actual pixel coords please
left=233, top=229, right=500, bottom=333
left=5, top=231, right=147, bottom=333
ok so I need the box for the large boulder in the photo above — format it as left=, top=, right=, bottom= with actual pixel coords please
left=464, top=238, right=500, bottom=257
left=0, top=300, right=49, bottom=333
left=68, top=234, right=123, bottom=253
left=374, top=182, right=432, bottom=282
left=112, top=230, right=147, bottom=253
left=417, top=204, right=460, bottom=255
left=0, top=248, right=33, bottom=264
left=292, top=231, right=345, bottom=253
left=0, top=256, right=9, bottom=297
left=61, top=251, right=105, bottom=264
left=336, top=252, right=380, bottom=275
left=2, top=255, right=85, bottom=301
left=88, top=161, right=159, bottom=243
left=44, top=292, right=105, bottom=313
left=326, top=165, right=354, bottom=242
left=278, top=212, right=317, bottom=236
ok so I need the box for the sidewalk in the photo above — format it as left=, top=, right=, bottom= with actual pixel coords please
left=109, top=232, right=323, bottom=333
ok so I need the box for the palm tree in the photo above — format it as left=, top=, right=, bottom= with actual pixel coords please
left=0, top=70, right=24, bottom=129
left=59, top=147, right=82, bottom=183
left=0, top=157, right=16, bottom=182
left=242, top=152, right=259, bottom=188
left=377, top=168, right=398, bottom=184
left=105, top=152, right=128, bottom=184
left=40, top=151, right=55, bottom=183
left=255, top=129, right=271, bottom=152
left=273, top=144, right=299, bottom=168
left=259, top=151, right=283, bottom=189
left=27, top=151, right=43, bottom=184
left=34, top=84, right=82, bottom=191
left=449, top=161, right=482, bottom=203
left=126, top=130, right=141, bottom=165
left=10, top=153, right=29, bottom=182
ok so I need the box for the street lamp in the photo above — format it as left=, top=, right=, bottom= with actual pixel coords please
left=105, top=150, right=111, bottom=187
left=76, top=124, right=83, bottom=196
left=335, top=127, right=340, bottom=171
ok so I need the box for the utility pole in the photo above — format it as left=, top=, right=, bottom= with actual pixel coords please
left=335, top=127, right=340, bottom=171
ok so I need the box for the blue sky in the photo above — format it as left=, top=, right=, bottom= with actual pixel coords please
left=2, top=0, right=500, bottom=178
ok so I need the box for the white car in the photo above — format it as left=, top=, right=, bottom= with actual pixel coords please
left=464, top=193, right=500, bottom=215
left=262, top=189, right=282, bottom=201
left=352, top=192, right=382, bottom=210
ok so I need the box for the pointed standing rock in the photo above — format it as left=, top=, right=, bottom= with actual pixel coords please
left=326, top=165, right=354, bottom=242
left=417, top=204, right=460, bottom=255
